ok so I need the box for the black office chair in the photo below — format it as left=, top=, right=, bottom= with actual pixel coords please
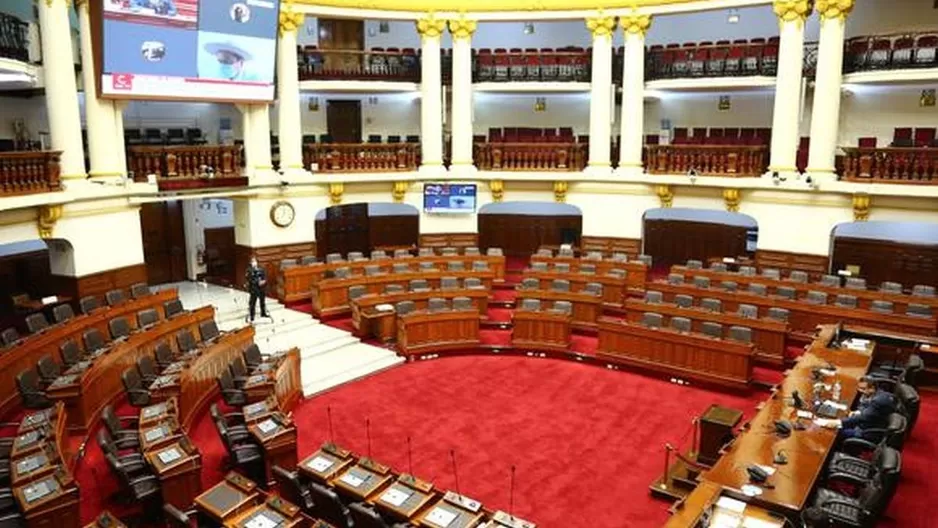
left=216, top=370, right=247, bottom=406
left=137, top=308, right=159, bottom=328
left=15, top=369, right=51, bottom=409
left=36, top=355, right=60, bottom=387
left=162, top=503, right=195, bottom=528
left=309, top=482, right=352, bottom=528
left=272, top=465, right=315, bottom=512
left=198, top=320, right=220, bottom=342
left=812, top=471, right=891, bottom=528
left=153, top=341, right=176, bottom=370
left=109, top=317, right=132, bottom=340
left=176, top=329, right=197, bottom=353
left=53, top=304, right=75, bottom=324
left=163, top=299, right=184, bottom=318
left=210, top=404, right=249, bottom=441
left=871, top=353, right=924, bottom=388
left=243, top=344, right=264, bottom=370
left=79, top=295, right=100, bottom=314
left=1, top=328, right=20, bottom=347
left=25, top=313, right=49, bottom=334
left=83, top=328, right=107, bottom=353
left=102, top=405, right=140, bottom=450
left=130, top=283, right=151, bottom=299
left=59, top=339, right=82, bottom=368
left=228, top=357, right=250, bottom=388
left=869, top=378, right=920, bottom=434
left=349, top=502, right=407, bottom=528
left=105, top=289, right=126, bottom=307
left=861, top=413, right=908, bottom=451
left=827, top=438, right=901, bottom=502
left=121, top=368, right=152, bottom=407
left=136, top=356, right=159, bottom=386
left=103, top=452, right=162, bottom=511
left=97, top=430, right=147, bottom=475
left=213, top=421, right=264, bottom=483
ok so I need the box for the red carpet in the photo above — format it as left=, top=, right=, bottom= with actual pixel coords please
left=486, top=307, right=513, bottom=323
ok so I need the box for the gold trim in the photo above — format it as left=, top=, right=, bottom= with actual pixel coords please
left=392, top=181, right=409, bottom=202
left=773, top=0, right=811, bottom=24
left=489, top=179, right=504, bottom=202
left=37, top=205, right=63, bottom=239
left=60, top=173, right=88, bottom=180
left=293, top=0, right=713, bottom=12
left=655, top=184, right=673, bottom=208
left=553, top=181, right=568, bottom=203
left=586, top=14, right=616, bottom=38
left=416, top=13, right=446, bottom=38
left=279, top=2, right=305, bottom=35
left=620, top=11, right=652, bottom=36
left=723, top=188, right=741, bottom=213
left=816, top=0, right=854, bottom=21
left=448, top=16, right=477, bottom=40
left=329, top=182, right=344, bottom=205
left=852, top=193, right=870, bottom=221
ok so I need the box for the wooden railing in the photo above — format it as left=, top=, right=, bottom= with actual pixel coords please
left=844, top=32, right=938, bottom=74
left=128, top=145, right=246, bottom=190
left=473, top=49, right=590, bottom=83
left=645, top=144, right=769, bottom=177
left=841, top=147, right=938, bottom=184
left=474, top=142, right=587, bottom=171
left=303, top=143, right=420, bottom=173
left=0, top=12, right=30, bottom=63
left=298, top=47, right=420, bottom=82
left=0, top=151, right=62, bottom=196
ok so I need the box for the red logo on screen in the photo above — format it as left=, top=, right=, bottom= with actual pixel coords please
left=112, top=74, right=134, bottom=90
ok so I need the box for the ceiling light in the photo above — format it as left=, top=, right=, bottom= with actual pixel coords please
left=727, top=9, right=740, bottom=24
left=523, top=23, right=535, bottom=35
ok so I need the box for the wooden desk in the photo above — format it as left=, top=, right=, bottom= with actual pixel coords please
left=83, top=511, right=127, bottom=528
left=224, top=497, right=305, bottom=528
left=13, top=468, right=80, bottom=528
left=514, top=289, right=602, bottom=331
left=702, top=326, right=874, bottom=519
left=249, top=413, right=298, bottom=486
left=298, top=444, right=356, bottom=484
left=333, top=460, right=393, bottom=502
left=597, top=319, right=753, bottom=389
left=521, top=269, right=629, bottom=306
left=416, top=493, right=485, bottom=528
left=145, top=438, right=202, bottom=510
left=11, top=445, right=59, bottom=486
left=279, top=254, right=506, bottom=303
left=195, top=472, right=261, bottom=524
left=352, top=288, right=489, bottom=342
left=139, top=418, right=181, bottom=452
left=397, top=310, right=481, bottom=357
left=242, top=396, right=280, bottom=424
left=373, top=476, right=436, bottom=521
left=529, top=255, right=647, bottom=291
left=11, top=402, right=67, bottom=463
left=242, top=348, right=302, bottom=414
left=663, top=481, right=783, bottom=528
left=312, top=270, right=496, bottom=318
left=138, top=398, right=178, bottom=428
left=623, top=298, right=788, bottom=365
left=0, top=288, right=178, bottom=419
left=511, top=310, right=572, bottom=353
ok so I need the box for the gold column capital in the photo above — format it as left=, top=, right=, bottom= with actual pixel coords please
left=329, top=183, right=344, bottom=205
left=416, top=14, right=446, bottom=38
left=723, top=188, right=741, bottom=213
left=278, top=4, right=305, bottom=35
left=620, top=11, right=652, bottom=37
left=553, top=181, right=568, bottom=203
left=38, top=204, right=63, bottom=239
left=448, top=17, right=477, bottom=40
left=43, top=0, right=73, bottom=7
left=392, top=181, right=408, bottom=203
left=773, top=0, right=812, bottom=24
left=852, top=193, right=870, bottom=221
left=586, top=14, right=616, bottom=38
left=489, top=179, right=504, bottom=202
left=655, top=185, right=673, bottom=208
left=816, top=0, right=855, bottom=21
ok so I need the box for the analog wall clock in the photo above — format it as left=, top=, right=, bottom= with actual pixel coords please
left=270, top=200, right=295, bottom=228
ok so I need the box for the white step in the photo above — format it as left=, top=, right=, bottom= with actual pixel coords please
left=301, top=344, right=404, bottom=397
left=257, top=323, right=359, bottom=357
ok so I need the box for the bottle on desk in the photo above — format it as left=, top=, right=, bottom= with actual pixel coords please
left=832, top=380, right=842, bottom=402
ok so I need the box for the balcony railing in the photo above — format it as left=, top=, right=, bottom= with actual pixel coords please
left=645, top=144, right=769, bottom=177
left=298, top=47, right=420, bottom=82
left=304, top=143, right=420, bottom=173
left=474, top=142, right=587, bottom=172
left=844, top=32, right=938, bottom=74
left=473, top=48, right=591, bottom=83
left=129, top=145, right=246, bottom=191
left=646, top=39, right=779, bottom=81
left=0, top=151, right=62, bottom=197
left=0, top=12, right=29, bottom=63
left=841, top=147, right=938, bottom=184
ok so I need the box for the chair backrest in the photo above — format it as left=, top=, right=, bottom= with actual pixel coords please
left=580, top=264, right=596, bottom=275
left=164, top=299, right=184, bottom=317
left=788, top=270, right=808, bottom=283
left=348, top=285, right=367, bottom=300
left=80, top=295, right=100, bottom=314
left=880, top=281, right=903, bottom=294
left=465, top=277, right=484, bottom=289
left=776, top=286, right=796, bottom=300
left=53, top=303, right=75, bottom=324
left=693, top=276, right=710, bottom=289
left=819, top=274, right=841, bottom=287
left=642, top=312, right=663, bottom=328
left=309, top=483, right=351, bottom=528
left=845, top=277, right=867, bottom=290
left=25, top=313, right=49, bottom=334
left=349, top=502, right=389, bottom=528
left=392, top=263, right=411, bottom=274
left=729, top=326, right=752, bottom=343
left=701, top=321, right=723, bottom=338
left=16, top=368, right=41, bottom=393
left=272, top=465, right=308, bottom=511
left=364, top=265, right=381, bottom=276
left=137, top=308, right=159, bottom=327
left=912, top=284, right=936, bottom=297
left=871, top=300, right=894, bottom=314
left=552, top=300, right=572, bottom=314
left=396, top=300, right=416, bottom=315
left=370, top=250, right=388, bottom=260
left=607, top=268, right=626, bottom=279
left=675, top=294, right=693, bottom=308
left=137, top=355, right=158, bottom=380
left=347, top=251, right=365, bottom=261
left=531, top=262, right=548, bottom=272
left=668, top=273, right=684, bottom=285
left=701, top=298, right=722, bottom=313
left=154, top=341, right=174, bottom=365
left=229, top=356, right=248, bottom=378
left=121, top=368, right=143, bottom=391
left=105, top=289, right=126, bottom=307
left=709, top=262, right=728, bottom=272
left=520, top=298, right=541, bottom=311
left=554, top=263, right=571, bottom=273
left=441, top=277, right=460, bottom=290
left=767, top=307, right=789, bottom=322
left=452, top=297, right=472, bottom=310
left=334, top=267, right=352, bottom=279
left=428, top=298, right=448, bottom=312
left=384, top=284, right=405, bottom=294
left=419, top=261, right=435, bottom=272
left=686, top=259, right=703, bottom=269
left=645, top=290, right=663, bottom=304
left=176, top=329, right=196, bottom=352
left=281, top=258, right=299, bottom=270
left=326, top=253, right=344, bottom=264
left=721, top=281, right=738, bottom=292
left=746, top=283, right=766, bottom=296
left=738, top=266, right=756, bottom=276
left=806, top=291, right=828, bottom=304
left=37, top=355, right=60, bottom=379
left=585, top=282, right=603, bottom=296
left=637, top=254, right=653, bottom=266
left=301, top=255, right=319, bottom=265
left=835, top=294, right=858, bottom=308
left=472, top=261, right=489, bottom=271
left=163, top=504, right=193, bottom=528
left=244, top=343, right=263, bottom=367
left=465, top=247, right=481, bottom=256
left=906, top=303, right=932, bottom=317
left=108, top=317, right=131, bottom=339
left=611, top=253, right=628, bottom=262
left=441, top=247, right=458, bottom=256
left=83, top=328, right=105, bottom=351
left=60, top=339, right=81, bottom=366
left=130, top=283, right=150, bottom=299
left=487, top=247, right=503, bottom=256
left=762, top=268, right=781, bottom=279
left=584, top=251, right=603, bottom=261
left=418, top=247, right=435, bottom=257
left=409, top=279, right=429, bottom=291
left=558, top=247, right=574, bottom=257
left=738, top=304, right=758, bottom=319
left=671, top=316, right=691, bottom=332
left=551, top=279, right=570, bottom=292
left=199, top=320, right=220, bottom=341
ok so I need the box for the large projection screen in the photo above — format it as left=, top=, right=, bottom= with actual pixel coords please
left=97, top=0, right=281, bottom=102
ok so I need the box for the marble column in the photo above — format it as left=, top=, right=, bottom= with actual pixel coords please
left=276, top=6, right=305, bottom=175
left=448, top=16, right=477, bottom=174
left=617, top=12, right=652, bottom=177
left=417, top=15, right=446, bottom=175
left=585, top=15, right=615, bottom=175
left=768, top=0, right=811, bottom=177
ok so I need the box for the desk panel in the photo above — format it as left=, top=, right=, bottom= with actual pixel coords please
left=397, top=310, right=481, bottom=356
left=352, top=288, right=489, bottom=341
left=515, top=289, right=602, bottom=331
left=530, top=256, right=647, bottom=291
left=511, top=311, right=572, bottom=353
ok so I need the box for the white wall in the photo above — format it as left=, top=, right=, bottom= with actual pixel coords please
left=288, top=92, right=422, bottom=139
left=181, top=198, right=234, bottom=280
left=52, top=208, right=145, bottom=276
left=847, top=0, right=938, bottom=37
left=473, top=92, right=592, bottom=137
left=234, top=195, right=327, bottom=248
left=645, top=90, right=776, bottom=136
left=838, top=84, right=938, bottom=147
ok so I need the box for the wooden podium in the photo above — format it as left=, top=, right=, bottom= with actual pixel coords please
left=145, top=437, right=203, bottom=510
left=697, top=404, right=743, bottom=466
left=249, top=413, right=298, bottom=486
left=13, top=468, right=80, bottom=528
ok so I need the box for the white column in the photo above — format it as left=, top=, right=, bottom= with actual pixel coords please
left=238, top=104, right=274, bottom=183
left=238, top=104, right=257, bottom=176
left=113, top=102, right=128, bottom=179
left=585, top=16, right=615, bottom=175
left=448, top=17, right=477, bottom=174
left=417, top=16, right=446, bottom=175
left=276, top=8, right=305, bottom=175
left=768, top=1, right=810, bottom=176
left=806, top=1, right=854, bottom=180
left=77, top=0, right=122, bottom=182
left=38, top=0, right=85, bottom=181
left=617, top=13, right=651, bottom=177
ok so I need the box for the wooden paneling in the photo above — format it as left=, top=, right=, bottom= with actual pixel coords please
left=369, top=215, right=418, bottom=250
left=419, top=233, right=479, bottom=249
left=0, top=249, right=51, bottom=317
left=579, top=236, right=642, bottom=258
left=317, top=18, right=365, bottom=74
left=326, top=100, right=362, bottom=144
left=755, top=249, right=829, bottom=281
left=204, top=227, right=236, bottom=285
left=319, top=203, right=369, bottom=258
left=643, top=219, right=747, bottom=270
left=234, top=242, right=317, bottom=295
left=51, top=263, right=148, bottom=305
left=832, top=236, right=938, bottom=289
left=478, top=214, right=582, bottom=257
left=140, top=201, right=187, bottom=285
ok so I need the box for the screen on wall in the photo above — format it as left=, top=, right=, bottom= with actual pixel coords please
left=423, top=184, right=477, bottom=214
left=99, top=0, right=280, bottom=102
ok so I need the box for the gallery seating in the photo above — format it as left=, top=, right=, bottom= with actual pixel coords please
left=844, top=31, right=938, bottom=73
left=473, top=47, right=590, bottom=82
left=646, top=38, right=780, bottom=80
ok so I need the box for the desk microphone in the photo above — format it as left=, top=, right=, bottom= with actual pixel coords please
left=407, top=436, right=414, bottom=475
left=365, top=418, right=372, bottom=459
left=791, top=390, right=804, bottom=409
left=508, top=464, right=516, bottom=521
left=450, top=449, right=462, bottom=495
left=327, top=406, right=336, bottom=444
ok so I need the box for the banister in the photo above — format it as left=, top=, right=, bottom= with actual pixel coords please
left=0, top=151, right=63, bottom=196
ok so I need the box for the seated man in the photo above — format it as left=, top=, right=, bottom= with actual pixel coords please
left=839, top=376, right=896, bottom=439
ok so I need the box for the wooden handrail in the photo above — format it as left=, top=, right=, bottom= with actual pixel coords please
left=474, top=142, right=587, bottom=172
left=298, top=48, right=420, bottom=82
left=128, top=145, right=243, bottom=181
left=303, top=143, right=420, bottom=173
left=841, top=147, right=938, bottom=184
left=0, top=151, right=63, bottom=196
left=645, top=144, right=768, bottom=177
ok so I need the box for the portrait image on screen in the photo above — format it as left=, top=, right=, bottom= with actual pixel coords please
left=99, top=0, right=281, bottom=102
left=423, top=184, right=477, bottom=214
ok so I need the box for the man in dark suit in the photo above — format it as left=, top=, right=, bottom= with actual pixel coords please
left=840, top=376, right=896, bottom=439
left=245, top=256, right=270, bottom=323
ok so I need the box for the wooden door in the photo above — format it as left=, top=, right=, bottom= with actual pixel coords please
left=140, top=201, right=187, bottom=285
left=323, top=203, right=369, bottom=257
left=327, top=100, right=362, bottom=143
left=643, top=219, right=747, bottom=270
left=317, top=18, right=364, bottom=71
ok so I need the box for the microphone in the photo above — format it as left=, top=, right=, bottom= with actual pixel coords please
left=450, top=449, right=461, bottom=495
left=407, top=436, right=413, bottom=475
left=327, top=406, right=335, bottom=444
left=508, top=464, right=516, bottom=521
left=366, top=418, right=372, bottom=459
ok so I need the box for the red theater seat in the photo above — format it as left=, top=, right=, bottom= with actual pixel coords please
left=858, top=137, right=877, bottom=148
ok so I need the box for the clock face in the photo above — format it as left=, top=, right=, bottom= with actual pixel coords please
left=270, top=201, right=295, bottom=227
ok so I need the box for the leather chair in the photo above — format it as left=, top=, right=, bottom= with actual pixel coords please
left=812, top=471, right=891, bottom=528
left=136, top=356, right=159, bottom=386
left=384, top=284, right=405, bottom=294
left=674, top=294, right=693, bottom=308
left=748, top=283, right=767, bottom=296
left=370, top=250, right=388, bottom=260
left=25, top=313, right=49, bottom=334
left=105, top=289, right=126, bottom=307
left=59, top=339, right=82, bottom=368
left=861, top=413, right=907, bottom=450
left=348, top=285, right=367, bottom=301
left=720, top=281, right=738, bottom=292
left=79, top=295, right=100, bottom=314
left=775, top=286, right=796, bottom=300
left=16, top=369, right=52, bottom=409
left=520, top=278, right=539, bottom=290
left=826, top=438, right=901, bottom=499
left=701, top=322, right=723, bottom=338
left=214, top=421, right=264, bottom=483
left=210, top=404, right=248, bottom=438
left=104, top=452, right=162, bottom=510
left=396, top=301, right=415, bottom=316
left=392, top=263, right=411, bottom=274
left=452, top=297, right=472, bottom=311
left=608, top=269, right=626, bottom=279
left=554, top=263, right=570, bottom=273
left=36, top=356, right=60, bottom=387
left=912, top=284, right=936, bottom=297
left=447, top=261, right=465, bottom=271
left=701, top=298, right=722, bottom=313
left=102, top=405, right=140, bottom=449
left=738, top=266, right=756, bottom=276
left=642, top=312, right=663, bottom=328
left=440, top=277, right=460, bottom=290
left=692, top=276, right=710, bottom=289
left=762, top=268, right=781, bottom=280
left=309, top=482, right=352, bottom=528
left=52, top=304, right=75, bottom=324
left=121, top=368, right=152, bottom=407
left=870, top=301, right=893, bottom=314
left=418, top=248, right=434, bottom=257
left=441, top=247, right=458, bottom=256
left=409, top=279, right=430, bottom=292
left=737, top=304, right=758, bottom=319
left=671, top=317, right=691, bottom=333
left=636, top=254, right=651, bottom=266
left=788, top=270, right=808, bottom=283
left=845, top=277, right=867, bottom=290
left=1, top=328, right=20, bottom=347
left=130, top=283, right=150, bottom=299
left=176, top=329, right=197, bottom=353
left=300, top=255, right=318, bottom=265
left=243, top=344, right=263, bottom=370
left=520, top=299, right=541, bottom=311
left=153, top=341, right=175, bottom=370
left=579, top=264, right=596, bottom=275
left=349, top=502, right=408, bottom=528
left=464, top=247, right=481, bottom=256
left=686, top=259, right=703, bottom=269
left=137, top=309, right=159, bottom=328
left=217, top=370, right=247, bottom=406
left=806, top=291, right=828, bottom=305
left=109, top=317, right=131, bottom=340
left=871, top=354, right=924, bottom=388
left=163, top=299, right=184, bottom=318
left=531, top=262, right=548, bottom=272
left=272, top=465, right=315, bottom=513
left=393, top=249, right=411, bottom=258
left=836, top=294, right=859, bottom=308
left=97, top=430, right=147, bottom=474
left=767, top=307, right=789, bottom=322
left=667, top=273, right=684, bottom=285
left=819, top=274, right=841, bottom=287
left=879, top=281, right=903, bottom=294
left=325, top=253, right=344, bottom=264
left=428, top=298, right=448, bottom=312
left=199, top=320, right=220, bottom=342
left=551, top=279, right=570, bottom=292
left=729, top=326, right=752, bottom=343
left=644, top=291, right=663, bottom=304
left=228, top=357, right=250, bottom=388
left=348, top=251, right=366, bottom=261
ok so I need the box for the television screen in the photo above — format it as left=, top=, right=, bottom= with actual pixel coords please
left=99, top=0, right=280, bottom=102
left=423, top=184, right=476, bottom=214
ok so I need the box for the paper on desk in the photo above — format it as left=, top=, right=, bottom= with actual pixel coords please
left=814, top=418, right=841, bottom=429
left=741, top=485, right=764, bottom=497
left=376, top=304, right=394, bottom=312
left=711, top=511, right=742, bottom=528
left=257, top=419, right=278, bottom=434
left=339, top=472, right=365, bottom=487
left=796, top=410, right=814, bottom=419
left=715, top=496, right=747, bottom=514
left=823, top=400, right=848, bottom=411
left=380, top=487, right=412, bottom=507
left=755, top=465, right=776, bottom=476
left=244, top=514, right=278, bottom=528
left=425, top=507, right=457, bottom=527
left=742, top=516, right=784, bottom=528
left=819, top=368, right=837, bottom=377
left=307, top=456, right=334, bottom=472
left=158, top=448, right=182, bottom=464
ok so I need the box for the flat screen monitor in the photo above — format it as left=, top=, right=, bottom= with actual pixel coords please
left=99, top=0, right=280, bottom=102
left=423, top=184, right=476, bottom=214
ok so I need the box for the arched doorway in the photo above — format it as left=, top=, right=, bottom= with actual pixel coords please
left=315, top=202, right=420, bottom=258
left=831, top=221, right=938, bottom=288
left=642, top=208, right=758, bottom=270
left=477, top=201, right=583, bottom=258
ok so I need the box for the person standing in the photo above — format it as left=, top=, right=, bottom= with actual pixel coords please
left=245, top=256, right=270, bottom=322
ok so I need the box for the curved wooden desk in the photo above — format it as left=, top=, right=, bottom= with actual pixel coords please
left=312, top=270, right=495, bottom=318
left=397, top=309, right=481, bottom=357
left=351, top=288, right=489, bottom=341
left=622, top=298, right=788, bottom=366
left=242, top=347, right=302, bottom=414
left=514, top=288, right=602, bottom=331
left=47, top=305, right=214, bottom=432
left=649, top=282, right=936, bottom=338
left=597, top=318, right=753, bottom=389
left=279, top=254, right=506, bottom=303
left=530, top=255, right=647, bottom=291
left=0, top=288, right=178, bottom=419
left=520, top=270, right=629, bottom=307
left=511, top=310, right=572, bottom=353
